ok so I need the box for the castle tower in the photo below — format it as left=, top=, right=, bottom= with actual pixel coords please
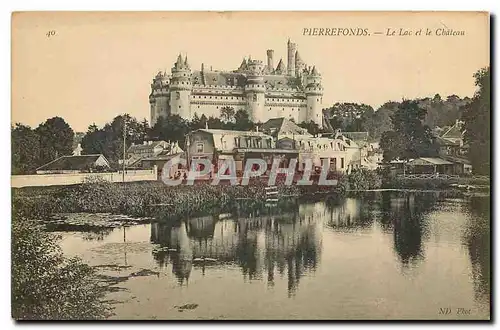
left=287, top=39, right=297, bottom=76
left=170, top=54, right=193, bottom=119
left=304, top=66, right=324, bottom=127
left=266, top=49, right=274, bottom=73
left=245, top=59, right=266, bottom=122
left=295, top=50, right=305, bottom=78
left=149, top=70, right=170, bottom=126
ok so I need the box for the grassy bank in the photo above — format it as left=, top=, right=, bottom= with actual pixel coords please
left=13, top=178, right=350, bottom=222
left=384, top=175, right=491, bottom=190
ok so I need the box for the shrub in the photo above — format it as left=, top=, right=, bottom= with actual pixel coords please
left=11, top=214, right=111, bottom=320
left=347, top=169, right=382, bottom=191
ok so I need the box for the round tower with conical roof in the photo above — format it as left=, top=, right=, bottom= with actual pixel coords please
left=149, top=70, right=170, bottom=126
left=170, top=54, right=193, bottom=119
left=245, top=59, right=266, bottom=122
left=305, top=66, right=324, bottom=127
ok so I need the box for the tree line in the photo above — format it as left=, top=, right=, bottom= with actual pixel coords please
left=324, top=94, right=471, bottom=141
left=12, top=68, right=489, bottom=175
left=377, top=67, right=490, bottom=175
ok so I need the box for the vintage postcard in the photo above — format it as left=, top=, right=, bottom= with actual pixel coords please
left=11, top=12, right=490, bottom=320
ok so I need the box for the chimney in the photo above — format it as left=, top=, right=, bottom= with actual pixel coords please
left=143, top=141, right=147, bottom=145
left=148, top=140, right=153, bottom=145
left=266, top=49, right=274, bottom=71
left=256, top=125, right=259, bottom=132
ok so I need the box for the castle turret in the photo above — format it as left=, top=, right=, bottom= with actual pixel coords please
left=170, top=53, right=192, bottom=119
left=149, top=70, right=171, bottom=126
left=245, top=59, right=266, bottom=122
left=266, top=49, right=274, bottom=74
left=295, top=50, right=305, bottom=78
left=287, top=39, right=297, bottom=76
left=304, top=66, right=324, bottom=127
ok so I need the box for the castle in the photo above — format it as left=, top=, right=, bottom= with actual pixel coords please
left=149, top=39, right=324, bottom=127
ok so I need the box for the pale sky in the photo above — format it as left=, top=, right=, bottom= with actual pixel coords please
left=12, top=11, right=489, bottom=132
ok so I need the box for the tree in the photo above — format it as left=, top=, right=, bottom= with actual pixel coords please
left=220, top=106, right=236, bottom=123
left=323, top=103, right=375, bottom=132
left=149, top=114, right=189, bottom=146
left=206, top=116, right=224, bottom=129
left=232, top=109, right=254, bottom=131
left=35, top=117, right=74, bottom=165
left=80, top=114, right=150, bottom=165
left=11, top=124, right=41, bottom=174
left=189, top=113, right=208, bottom=130
left=379, top=100, right=437, bottom=162
left=462, top=67, right=490, bottom=175
left=380, top=130, right=403, bottom=163
left=299, top=120, right=321, bottom=136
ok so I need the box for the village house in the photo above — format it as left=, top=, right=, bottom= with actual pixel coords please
left=36, top=154, right=111, bottom=174
left=126, top=140, right=170, bottom=166
left=186, top=128, right=299, bottom=175
left=136, top=142, right=185, bottom=179
left=435, top=120, right=472, bottom=174
left=261, top=118, right=367, bottom=174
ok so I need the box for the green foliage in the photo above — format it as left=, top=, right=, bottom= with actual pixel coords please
left=11, top=215, right=111, bottom=320
left=150, top=114, right=189, bottom=146
left=11, top=123, right=40, bottom=174
left=324, top=96, right=469, bottom=142
left=35, top=117, right=74, bottom=166
left=347, top=169, right=382, bottom=191
left=462, top=67, right=490, bottom=175
left=324, top=102, right=375, bottom=132
left=380, top=100, right=438, bottom=162
left=220, top=106, right=236, bottom=123
left=298, top=120, right=322, bottom=136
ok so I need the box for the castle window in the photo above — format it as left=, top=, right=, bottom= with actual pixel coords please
left=179, top=105, right=181, bottom=108
left=196, top=143, right=204, bottom=153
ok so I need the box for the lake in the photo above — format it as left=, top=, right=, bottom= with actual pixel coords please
left=53, top=191, right=490, bottom=320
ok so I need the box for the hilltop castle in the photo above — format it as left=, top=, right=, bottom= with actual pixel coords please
left=149, top=39, right=324, bottom=127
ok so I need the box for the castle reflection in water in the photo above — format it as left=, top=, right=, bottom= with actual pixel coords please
left=149, top=192, right=489, bottom=301
left=150, top=202, right=333, bottom=296
left=150, top=196, right=382, bottom=296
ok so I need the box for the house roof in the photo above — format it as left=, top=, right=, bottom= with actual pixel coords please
left=37, top=154, right=110, bottom=171
left=407, top=157, right=453, bottom=166
left=436, top=136, right=460, bottom=146
left=260, top=117, right=310, bottom=136
left=441, top=121, right=463, bottom=139
left=342, top=131, right=369, bottom=142
left=128, top=141, right=167, bottom=153
left=196, top=129, right=270, bottom=137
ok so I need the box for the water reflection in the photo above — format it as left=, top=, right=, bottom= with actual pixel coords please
left=151, top=204, right=323, bottom=296
left=463, top=196, right=490, bottom=305
left=53, top=191, right=490, bottom=318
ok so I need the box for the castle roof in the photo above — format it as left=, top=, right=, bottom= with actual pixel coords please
left=275, top=59, right=286, bottom=74
left=191, top=70, right=247, bottom=87
left=295, top=51, right=303, bottom=63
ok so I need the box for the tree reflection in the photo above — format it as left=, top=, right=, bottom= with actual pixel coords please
left=463, top=196, right=490, bottom=305
left=379, top=192, right=438, bottom=269
left=150, top=207, right=322, bottom=296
